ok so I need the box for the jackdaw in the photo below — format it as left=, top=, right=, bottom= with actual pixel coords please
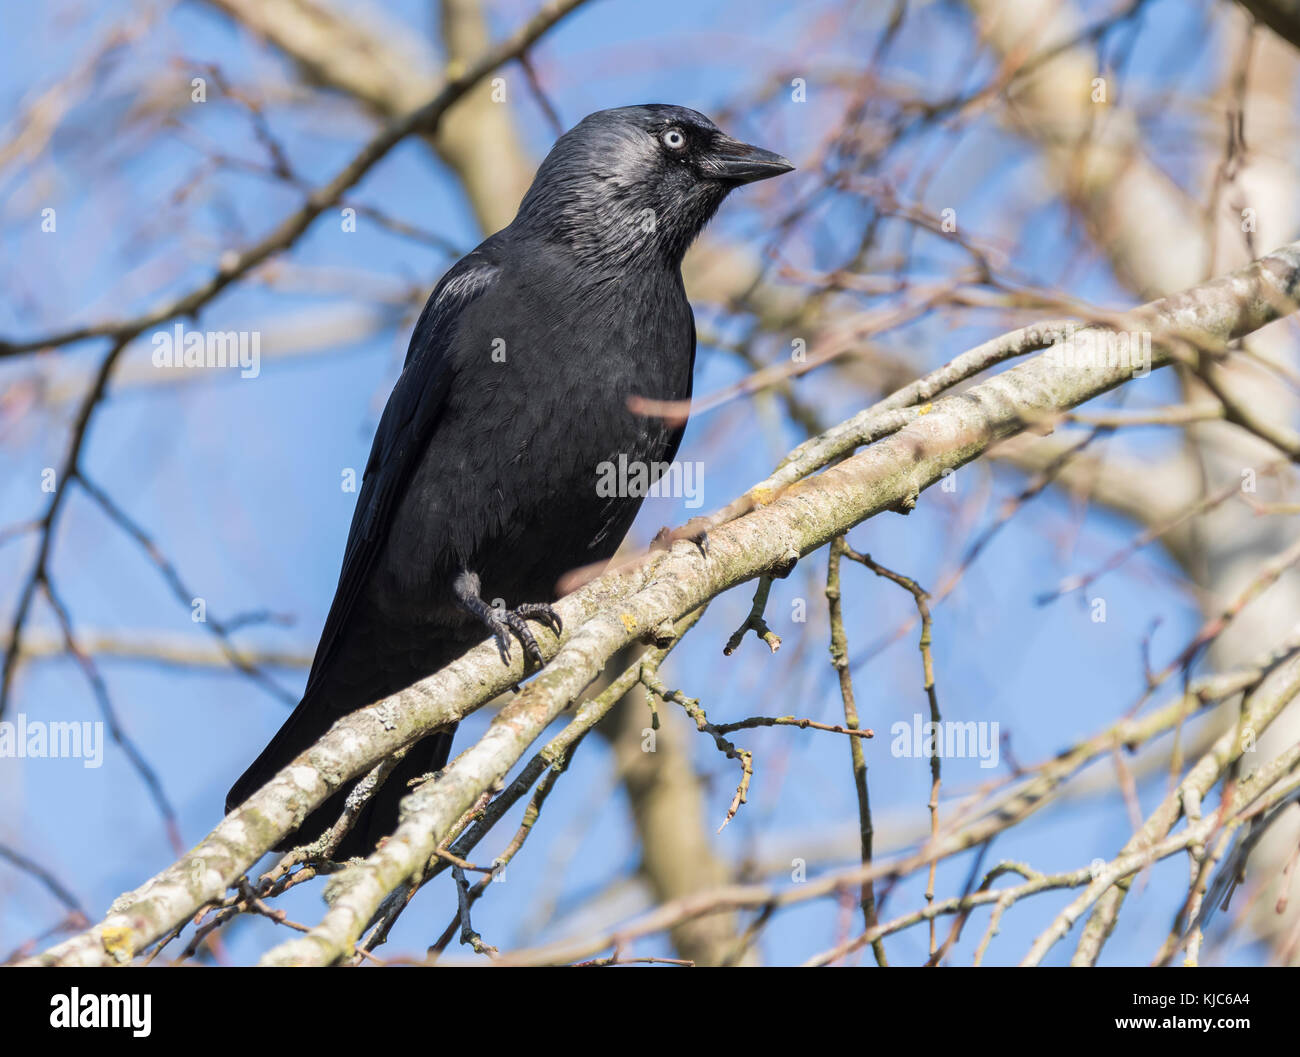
left=226, top=104, right=793, bottom=857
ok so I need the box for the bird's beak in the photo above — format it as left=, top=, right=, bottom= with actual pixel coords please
left=704, top=135, right=795, bottom=185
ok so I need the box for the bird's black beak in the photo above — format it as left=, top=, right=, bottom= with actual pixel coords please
left=704, top=135, right=795, bottom=185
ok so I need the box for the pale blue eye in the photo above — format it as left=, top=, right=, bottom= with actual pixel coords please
left=661, top=128, right=686, bottom=151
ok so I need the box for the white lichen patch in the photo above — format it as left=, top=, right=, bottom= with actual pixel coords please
left=372, top=699, right=401, bottom=730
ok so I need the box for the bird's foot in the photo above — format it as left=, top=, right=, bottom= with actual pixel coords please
left=500, top=603, right=563, bottom=664
left=454, top=572, right=562, bottom=666
left=652, top=523, right=710, bottom=558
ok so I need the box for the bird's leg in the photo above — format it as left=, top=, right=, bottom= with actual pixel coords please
left=452, top=571, right=563, bottom=666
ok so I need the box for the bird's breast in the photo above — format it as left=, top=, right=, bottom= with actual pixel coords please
left=383, top=262, right=695, bottom=607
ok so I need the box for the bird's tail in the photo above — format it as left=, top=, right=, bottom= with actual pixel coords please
left=225, top=694, right=456, bottom=858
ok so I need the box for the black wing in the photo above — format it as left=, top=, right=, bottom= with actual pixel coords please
left=300, top=249, right=501, bottom=699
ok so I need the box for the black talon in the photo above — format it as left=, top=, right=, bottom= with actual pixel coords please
left=515, top=602, right=563, bottom=637
left=453, top=571, right=560, bottom=667
left=502, top=609, right=545, bottom=665
left=486, top=610, right=517, bottom=664
left=491, top=623, right=514, bottom=664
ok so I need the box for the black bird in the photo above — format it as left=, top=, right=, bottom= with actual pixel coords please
left=226, top=104, right=793, bottom=857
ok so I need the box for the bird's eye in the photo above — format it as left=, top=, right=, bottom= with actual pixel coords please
left=661, top=127, right=687, bottom=152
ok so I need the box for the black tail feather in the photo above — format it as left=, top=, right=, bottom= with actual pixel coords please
left=225, top=694, right=456, bottom=858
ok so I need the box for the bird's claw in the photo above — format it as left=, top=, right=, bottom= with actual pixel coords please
left=514, top=602, right=563, bottom=637
left=486, top=603, right=562, bottom=667
left=453, top=573, right=561, bottom=668
left=651, top=525, right=710, bottom=558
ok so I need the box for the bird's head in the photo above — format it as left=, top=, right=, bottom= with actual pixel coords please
left=514, top=104, right=793, bottom=269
